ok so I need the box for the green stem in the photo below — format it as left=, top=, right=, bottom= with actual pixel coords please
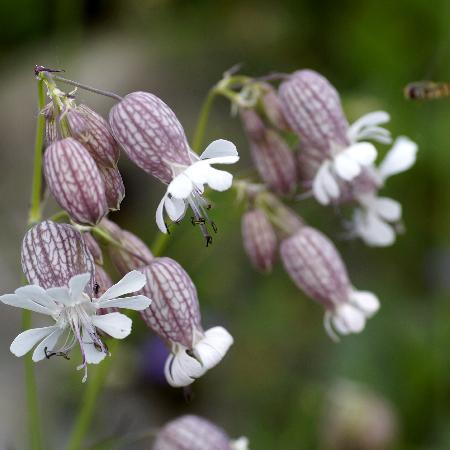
left=64, top=341, right=117, bottom=450
left=191, top=87, right=218, bottom=152
left=23, top=310, right=44, bottom=450
left=28, top=79, right=46, bottom=225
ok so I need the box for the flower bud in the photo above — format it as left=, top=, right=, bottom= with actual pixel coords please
left=280, top=226, right=379, bottom=339
left=260, top=83, right=290, bottom=131
left=42, top=103, right=58, bottom=147
left=44, top=137, right=109, bottom=225
left=140, top=257, right=233, bottom=387
left=21, top=220, right=95, bottom=291
left=67, top=104, right=119, bottom=167
left=109, top=91, right=191, bottom=184
left=278, top=70, right=350, bottom=153
left=100, top=218, right=153, bottom=275
left=98, top=165, right=125, bottom=211
left=241, top=208, right=277, bottom=273
left=82, top=232, right=103, bottom=265
left=241, top=110, right=297, bottom=196
left=154, top=415, right=249, bottom=450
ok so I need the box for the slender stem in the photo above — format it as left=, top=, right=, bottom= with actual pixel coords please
left=65, top=340, right=118, bottom=450
left=191, top=87, right=218, bottom=152
left=23, top=310, right=44, bottom=450
left=52, top=75, right=123, bottom=102
left=28, top=79, right=46, bottom=225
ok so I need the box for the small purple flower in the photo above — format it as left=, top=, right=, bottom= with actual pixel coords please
left=21, top=220, right=95, bottom=291
left=67, top=104, right=119, bottom=168
left=279, top=70, right=387, bottom=205
left=100, top=218, right=154, bottom=275
left=153, top=415, right=249, bottom=450
left=44, top=137, right=108, bottom=225
left=241, top=109, right=297, bottom=196
left=109, top=92, right=239, bottom=242
left=241, top=208, right=277, bottom=273
left=280, top=226, right=379, bottom=340
left=139, top=257, right=233, bottom=387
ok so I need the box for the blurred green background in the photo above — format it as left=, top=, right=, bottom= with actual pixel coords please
left=0, top=0, right=449, bottom=449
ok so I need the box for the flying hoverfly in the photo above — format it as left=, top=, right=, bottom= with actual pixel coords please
left=404, top=80, right=450, bottom=100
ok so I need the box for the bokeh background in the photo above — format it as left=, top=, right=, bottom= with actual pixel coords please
left=1, top=0, right=450, bottom=449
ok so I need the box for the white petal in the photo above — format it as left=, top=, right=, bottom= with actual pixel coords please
left=164, top=348, right=205, bottom=387
left=354, top=126, right=392, bottom=145
left=200, top=139, right=238, bottom=159
left=15, top=286, right=59, bottom=311
left=378, top=136, right=418, bottom=181
left=313, top=162, right=339, bottom=205
left=350, top=290, right=380, bottom=317
left=81, top=339, right=106, bottom=365
left=32, top=327, right=64, bottom=362
left=46, top=287, right=73, bottom=306
left=333, top=153, right=362, bottom=180
left=156, top=195, right=168, bottom=233
left=167, top=173, right=194, bottom=199
left=99, top=270, right=146, bottom=301
left=204, top=166, right=234, bottom=192
left=1, top=291, right=56, bottom=316
left=332, top=304, right=366, bottom=334
left=91, top=312, right=132, bottom=339
left=10, top=326, right=58, bottom=357
left=347, top=111, right=390, bottom=142
left=165, top=196, right=187, bottom=221
left=354, top=210, right=396, bottom=247
left=69, top=273, right=91, bottom=300
left=373, top=197, right=402, bottom=221
left=96, top=295, right=151, bottom=311
left=230, top=437, right=250, bottom=450
left=192, top=326, right=233, bottom=370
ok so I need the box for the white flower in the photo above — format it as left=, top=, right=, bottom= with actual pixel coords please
left=353, top=136, right=418, bottom=246
left=324, top=290, right=380, bottom=341
left=156, top=139, right=239, bottom=241
left=0, top=270, right=151, bottom=382
left=312, top=111, right=391, bottom=205
left=164, top=326, right=233, bottom=387
left=230, top=437, right=250, bottom=450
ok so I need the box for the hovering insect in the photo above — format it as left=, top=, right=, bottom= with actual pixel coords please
left=404, top=81, right=450, bottom=100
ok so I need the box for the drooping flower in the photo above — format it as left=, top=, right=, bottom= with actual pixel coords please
left=109, top=91, right=239, bottom=243
left=139, top=257, right=233, bottom=387
left=279, top=69, right=390, bottom=205
left=44, top=137, right=109, bottom=225
left=153, top=415, right=249, bottom=450
left=351, top=136, right=418, bottom=246
left=240, top=109, right=297, bottom=196
left=280, top=226, right=379, bottom=340
left=0, top=270, right=151, bottom=382
left=97, top=165, right=125, bottom=211
left=241, top=208, right=277, bottom=273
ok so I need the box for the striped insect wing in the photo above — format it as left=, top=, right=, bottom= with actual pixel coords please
left=21, top=220, right=95, bottom=291
left=98, top=165, right=125, bottom=211
left=67, top=105, right=119, bottom=167
left=109, top=91, right=191, bottom=184
left=278, top=70, right=350, bottom=154
left=153, top=415, right=231, bottom=450
left=44, top=137, right=109, bottom=225
left=139, top=258, right=202, bottom=348
left=280, top=226, right=351, bottom=309
left=241, top=209, right=277, bottom=273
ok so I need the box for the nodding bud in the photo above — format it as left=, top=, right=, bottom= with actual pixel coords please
left=280, top=226, right=379, bottom=340
left=154, top=415, right=249, bottom=450
left=241, top=208, right=277, bottom=273
left=44, top=137, right=109, bottom=225
left=98, top=165, right=125, bottom=211
left=21, top=220, right=95, bottom=291
left=139, top=257, right=233, bottom=387
left=100, top=218, right=153, bottom=275
left=260, top=83, right=291, bottom=131
left=241, top=110, right=297, bottom=196
left=66, top=104, right=119, bottom=167
left=82, top=232, right=103, bottom=265
left=278, top=70, right=350, bottom=153
left=109, top=91, right=191, bottom=184
left=42, top=103, right=58, bottom=147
